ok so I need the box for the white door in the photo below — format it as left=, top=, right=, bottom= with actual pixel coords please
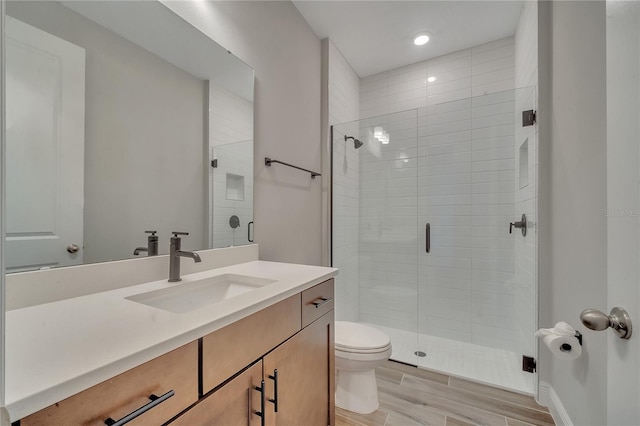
left=5, top=17, right=85, bottom=272
left=606, top=1, right=640, bottom=424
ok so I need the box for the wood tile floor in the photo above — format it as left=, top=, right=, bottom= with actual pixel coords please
left=336, top=361, right=555, bottom=426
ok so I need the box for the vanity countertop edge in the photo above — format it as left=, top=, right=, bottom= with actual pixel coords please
left=5, top=260, right=338, bottom=421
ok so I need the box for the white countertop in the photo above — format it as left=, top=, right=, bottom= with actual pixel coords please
left=5, top=260, right=337, bottom=421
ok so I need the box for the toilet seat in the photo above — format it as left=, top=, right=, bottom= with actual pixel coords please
left=335, top=321, right=391, bottom=352
left=335, top=344, right=391, bottom=355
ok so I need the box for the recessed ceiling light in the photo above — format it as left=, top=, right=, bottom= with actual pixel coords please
left=413, top=34, right=430, bottom=46
left=427, top=76, right=437, bottom=83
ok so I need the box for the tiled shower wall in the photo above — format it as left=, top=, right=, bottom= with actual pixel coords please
left=359, top=38, right=520, bottom=351
left=327, top=40, right=360, bottom=322
left=209, top=84, right=254, bottom=248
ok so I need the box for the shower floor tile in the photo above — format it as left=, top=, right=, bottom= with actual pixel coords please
left=361, top=323, right=535, bottom=395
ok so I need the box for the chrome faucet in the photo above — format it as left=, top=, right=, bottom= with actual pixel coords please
left=134, top=230, right=159, bottom=256
left=168, top=232, right=201, bottom=282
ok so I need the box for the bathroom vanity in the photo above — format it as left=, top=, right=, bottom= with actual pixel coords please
left=6, top=245, right=337, bottom=425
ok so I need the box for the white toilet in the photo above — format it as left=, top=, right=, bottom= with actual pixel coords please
left=335, top=321, right=392, bottom=414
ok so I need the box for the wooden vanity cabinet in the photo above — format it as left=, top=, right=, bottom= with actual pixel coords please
left=20, top=341, right=198, bottom=426
left=17, top=279, right=335, bottom=426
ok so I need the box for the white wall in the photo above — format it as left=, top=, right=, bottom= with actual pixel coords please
left=537, top=1, right=608, bottom=424
left=324, top=40, right=360, bottom=322
left=514, top=0, right=538, bottom=361
left=7, top=1, right=207, bottom=263
left=358, top=38, right=519, bottom=350
left=163, top=1, right=323, bottom=266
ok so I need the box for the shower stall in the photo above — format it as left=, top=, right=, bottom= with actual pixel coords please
left=331, top=86, right=537, bottom=394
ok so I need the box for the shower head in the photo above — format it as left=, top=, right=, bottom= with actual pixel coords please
left=344, top=135, right=364, bottom=149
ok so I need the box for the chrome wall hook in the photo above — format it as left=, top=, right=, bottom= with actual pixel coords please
left=580, top=307, right=632, bottom=339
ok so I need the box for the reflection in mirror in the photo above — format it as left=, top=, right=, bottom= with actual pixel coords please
left=4, top=1, right=254, bottom=273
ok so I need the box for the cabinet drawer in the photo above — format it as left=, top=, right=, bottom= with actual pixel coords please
left=202, top=295, right=301, bottom=394
left=301, top=279, right=334, bottom=328
left=21, top=341, right=198, bottom=426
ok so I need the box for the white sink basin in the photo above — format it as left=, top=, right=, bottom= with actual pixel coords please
left=126, top=274, right=277, bottom=313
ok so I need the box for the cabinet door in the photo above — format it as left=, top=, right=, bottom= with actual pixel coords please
left=172, top=361, right=264, bottom=426
left=263, top=311, right=334, bottom=426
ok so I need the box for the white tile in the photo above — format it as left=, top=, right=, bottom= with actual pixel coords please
left=428, top=66, right=472, bottom=85
left=428, top=108, right=472, bottom=126
left=472, top=44, right=514, bottom=66
left=427, top=78, right=472, bottom=96
left=471, top=37, right=514, bottom=54
left=427, top=88, right=473, bottom=106
left=472, top=101, right=515, bottom=118
left=423, top=141, right=472, bottom=157
left=472, top=159, right=514, bottom=173
left=428, top=52, right=472, bottom=75
left=472, top=80, right=515, bottom=97
left=473, top=67, right=515, bottom=86
left=473, top=55, right=515, bottom=76
left=427, top=130, right=473, bottom=146
left=472, top=147, right=514, bottom=162
left=427, top=151, right=471, bottom=166
left=388, top=87, right=426, bottom=104
left=472, top=90, right=516, bottom=106
left=472, top=170, right=514, bottom=183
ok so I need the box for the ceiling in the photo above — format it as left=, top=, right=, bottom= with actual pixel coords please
left=292, top=1, right=524, bottom=77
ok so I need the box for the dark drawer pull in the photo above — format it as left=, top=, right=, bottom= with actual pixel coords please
left=253, top=380, right=266, bottom=426
left=311, top=297, right=333, bottom=308
left=104, top=390, right=174, bottom=426
left=268, top=369, right=278, bottom=412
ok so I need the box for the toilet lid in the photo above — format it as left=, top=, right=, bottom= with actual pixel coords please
left=335, top=321, right=391, bottom=351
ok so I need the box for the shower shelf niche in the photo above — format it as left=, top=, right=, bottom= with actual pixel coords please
left=225, top=173, right=244, bottom=201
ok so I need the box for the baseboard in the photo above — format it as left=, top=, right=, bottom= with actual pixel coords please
left=539, top=381, right=573, bottom=426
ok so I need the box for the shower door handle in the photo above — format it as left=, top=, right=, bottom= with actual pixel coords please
left=425, top=223, right=431, bottom=253
left=509, top=214, right=527, bottom=237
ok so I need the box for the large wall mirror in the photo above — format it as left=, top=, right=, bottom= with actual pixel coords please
left=4, top=1, right=255, bottom=273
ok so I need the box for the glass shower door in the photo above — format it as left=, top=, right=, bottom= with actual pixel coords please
left=417, top=86, right=537, bottom=394
left=210, top=140, right=254, bottom=248
left=332, top=109, right=420, bottom=366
